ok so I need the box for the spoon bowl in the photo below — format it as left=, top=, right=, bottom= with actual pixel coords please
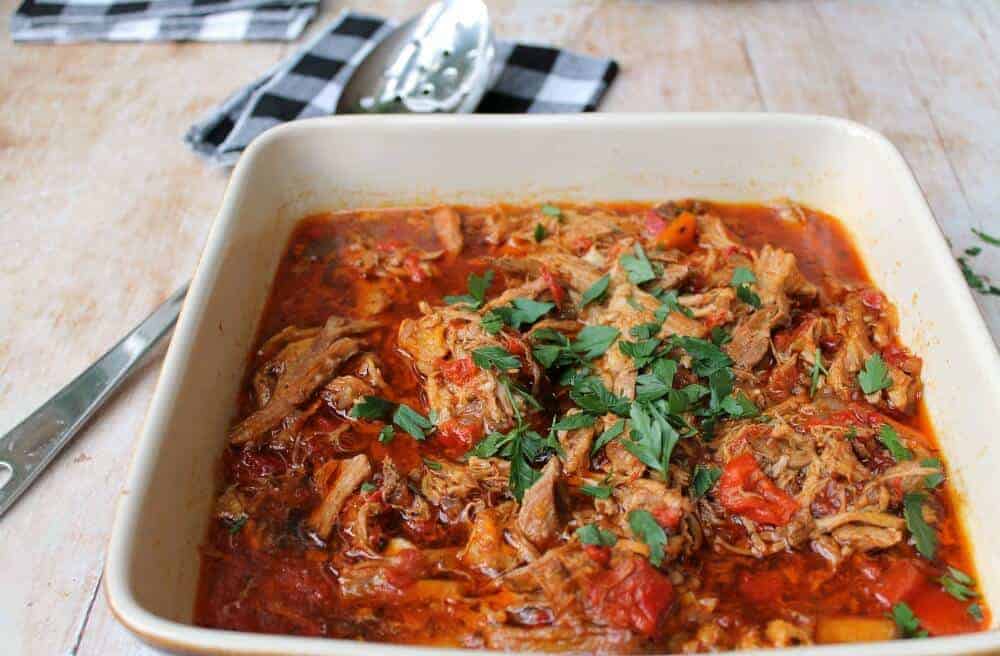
left=336, top=0, right=494, bottom=115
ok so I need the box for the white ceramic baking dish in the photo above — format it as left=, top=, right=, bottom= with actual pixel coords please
left=106, top=113, right=1000, bottom=655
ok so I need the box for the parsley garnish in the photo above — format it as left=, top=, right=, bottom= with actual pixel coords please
left=443, top=270, right=494, bottom=309
left=878, top=423, right=913, bottom=461
left=591, top=419, right=625, bottom=455
left=654, top=289, right=694, bottom=320
left=858, top=354, right=892, bottom=394
left=620, top=243, right=658, bottom=285
left=969, top=603, right=984, bottom=621
left=467, top=377, right=551, bottom=502
left=227, top=515, right=248, bottom=534
left=691, top=465, right=722, bottom=498
left=472, top=345, right=522, bottom=371
left=623, top=402, right=679, bottom=474
left=579, top=274, right=611, bottom=308
left=891, top=602, right=928, bottom=638
left=619, top=337, right=661, bottom=369
left=628, top=509, right=667, bottom=566
left=378, top=425, right=395, bottom=444
left=393, top=403, right=433, bottom=440
left=635, top=373, right=670, bottom=402
left=360, top=482, right=377, bottom=493
left=534, top=223, right=547, bottom=242
left=710, top=326, right=732, bottom=346
left=731, top=266, right=762, bottom=309
left=422, top=457, right=443, bottom=471
left=570, top=376, right=630, bottom=416
left=939, top=567, right=978, bottom=601
left=922, top=457, right=944, bottom=488
left=576, top=523, right=617, bottom=547
left=480, top=311, right=504, bottom=334
left=541, top=203, right=562, bottom=218
left=481, top=298, right=555, bottom=333
left=572, top=325, right=621, bottom=360
left=958, top=256, right=1000, bottom=296
left=903, top=492, right=938, bottom=560
left=809, top=348, right=828, bottom=398
left=350, top=395, right=394, bottom=420
left=580, top=484, right=613, bottom=499
left=720, top=393, right=759, bottom=418
left=667, top=336, right=732, bottom=377
left=972, top=228, right=1000, bottom=246
left=552, top=412, right=597, bottom=431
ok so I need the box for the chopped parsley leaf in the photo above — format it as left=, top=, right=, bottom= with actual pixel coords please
left=422, top=458, right=443, bottom=471
left=591, top=419, right=625, bottom=455
left=654, top=289, right=694, bottom=320
left=393, top=403, right=434, bottom=440
left=731, top=266, right=762, bottom=309
left=628, top=509, right=667, bottom=566
left=443, top=270, right=494, bottom=309
left=957, top=256, right=1000, bottom=296
left=903, top=492, right=938, bottom=560
left=472, top=345, right=522, bottom=371
left=620, top=243, right=658, bottom=285
left=891, top=602, right=928, bottom=638
left=541, top=203, right=562, bottom=218
left=939, top=567, right=978, bottom=601
left=922, top=457, right=944, bottom=488
left=350, top=395, right=394, bottom=420
left=878, top=423, right=913, bottom=462
left=858, top=353, right=893, bottom=394
left=227, top=515, right=248, bottom=534
left=580, top=274, right=611, bottom=308
left=809, top=348, right=829, bottom=398
left=972, top=228, right=1000, bottom=246
left=691, top=465, right=722, bottom=498
left=378, top=425, right=395, bottom=444
left=571, top=325, right=621, bottom=360
left=576, top=523, right=617, bottom=546
left=570, top=376, right=630, bottom=416
left=534, top=223, right=547, bottom=242
left=579, top=484, right=613, bottom=499
left=552, top=412, right=597, bottom=431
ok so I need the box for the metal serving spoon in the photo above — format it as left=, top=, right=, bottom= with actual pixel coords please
left=0, top=0, right=495, bottom=519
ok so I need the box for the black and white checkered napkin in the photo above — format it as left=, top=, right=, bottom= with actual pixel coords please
left=11, top=0, right=318, bottom=42
left=185, top=10, right=619, bottom=166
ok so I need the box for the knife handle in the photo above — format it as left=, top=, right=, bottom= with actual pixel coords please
left=0, top=285, right=188, bottom=518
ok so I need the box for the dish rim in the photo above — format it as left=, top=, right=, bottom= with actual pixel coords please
left=104, top=112, right=1000, bottom=656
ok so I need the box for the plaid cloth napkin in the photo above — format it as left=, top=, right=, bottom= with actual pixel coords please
left=11, top=0, right=318, bottom=42
left=186, top=10, right=619, bottom=166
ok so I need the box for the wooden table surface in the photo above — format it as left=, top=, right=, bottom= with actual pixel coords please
left=2, top=1, right=998, bottom=653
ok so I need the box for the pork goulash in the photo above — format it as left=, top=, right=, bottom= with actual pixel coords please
left=195, top=201, right=988, bottom=651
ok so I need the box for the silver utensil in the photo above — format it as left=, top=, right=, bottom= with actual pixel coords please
left=336, top=0, right=494, bottom=115
left=0, top=285, right=187, bottom=518
left=0, top=1, right=495, bottom=518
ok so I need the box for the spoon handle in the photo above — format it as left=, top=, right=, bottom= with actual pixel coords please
left=0, top=285, right=188, bottom=518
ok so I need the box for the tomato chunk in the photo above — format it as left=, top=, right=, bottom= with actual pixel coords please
left=907, top=582, right=980, bottom=636
left=441, top=356, right=477, bottom=385
left=872, top=559, right=924, bottom=607
left=540, top=266, right=567, bottom=305
left=717, top=453, right=799, bottom=526
left=435, top=417, right=484, bottom=457
left=583, top=544, right=612, bottom=567
left=586, top=555, right=675, bottom=637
